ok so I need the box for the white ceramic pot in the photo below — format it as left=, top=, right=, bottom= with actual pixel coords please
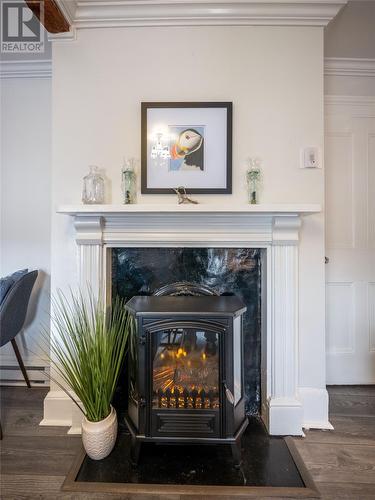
left=81, top=405, right=117, bottom=460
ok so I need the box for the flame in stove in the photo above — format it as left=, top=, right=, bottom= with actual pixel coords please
left=176, top=348, right=187, bottom=358
left=152, top=338, right=219, bottom=409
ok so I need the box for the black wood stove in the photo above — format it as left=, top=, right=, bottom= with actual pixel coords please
left=124, top=294, right=248, bottom=466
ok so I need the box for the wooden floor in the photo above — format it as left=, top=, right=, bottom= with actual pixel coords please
left=1, top=386, right=374, bottom=499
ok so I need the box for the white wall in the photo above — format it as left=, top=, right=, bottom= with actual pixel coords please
left=0, top=77, right=51, bottom=381
left=325, top=1, right=375, bottom=59
left=50, top=26, right=326, bottom=427
left=324, top=0, right=375, bottom=96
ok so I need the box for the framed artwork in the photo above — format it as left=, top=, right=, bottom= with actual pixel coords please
left=141, top=102, right=232, bottom=194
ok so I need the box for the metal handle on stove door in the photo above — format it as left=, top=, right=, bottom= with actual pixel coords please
left=223, top=381, right=235, bottom=405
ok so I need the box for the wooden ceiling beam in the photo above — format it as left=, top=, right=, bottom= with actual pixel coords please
left=25, top=0, right=70, bottom=34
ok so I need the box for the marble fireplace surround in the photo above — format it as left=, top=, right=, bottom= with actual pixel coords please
left=53, top=203, right=322, bottom=436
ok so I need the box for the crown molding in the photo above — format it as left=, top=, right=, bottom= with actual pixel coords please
left=325, top=58, right=375, bottom=77
left=57, top=0, right=78, bottom=25
left=0, top=59, right=52, bottom=79
left=3, top=57, right=374, bottom=82
left=50, top=0, right=347, bottom=30
left=325, top=95, right=375, bottom=105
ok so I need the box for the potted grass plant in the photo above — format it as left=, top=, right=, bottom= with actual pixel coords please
left=48, top=290, right=131, bottom=460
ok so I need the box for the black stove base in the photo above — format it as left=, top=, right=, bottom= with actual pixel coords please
left=125, top=412, right=249, bottom=467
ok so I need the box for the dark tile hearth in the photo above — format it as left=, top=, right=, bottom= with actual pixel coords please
left=76, top=417, right=305, bottom=488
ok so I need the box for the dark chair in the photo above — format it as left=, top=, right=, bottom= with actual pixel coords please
left=0, top=270, right=38, bottom=439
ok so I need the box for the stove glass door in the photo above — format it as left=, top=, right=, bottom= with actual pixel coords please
left=152, top=326, right=220, bottom=410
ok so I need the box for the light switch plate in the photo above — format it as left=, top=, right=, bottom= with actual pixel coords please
left=300, top=147, right=321, bottom=168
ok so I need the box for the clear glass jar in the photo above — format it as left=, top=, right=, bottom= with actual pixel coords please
left=122, top=159, right=137, bottom=204
left=246, top=158, right=261, bottom=204
left=82, top=166, right=105, bottom=204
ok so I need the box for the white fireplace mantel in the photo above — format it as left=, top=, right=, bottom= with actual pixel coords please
left=58, top=203, right=320, bottom=215
left=47, top=203, right=326, bottom=436
left=57, top=203, right=320, bottom=247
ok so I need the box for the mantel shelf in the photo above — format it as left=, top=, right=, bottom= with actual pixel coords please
left=57, top=203, right=321, bottom=216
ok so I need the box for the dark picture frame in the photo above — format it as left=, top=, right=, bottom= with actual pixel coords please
left=141, top=102, right=232, bottom=194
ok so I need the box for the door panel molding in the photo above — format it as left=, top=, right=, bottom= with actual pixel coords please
left=326, top=282, right=355, bottom=355
left=325, top=96, right=375, bottom=384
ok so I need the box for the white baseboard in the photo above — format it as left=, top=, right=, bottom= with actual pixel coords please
left=40, top=390, right=75, bottom=429
left=266, top=397, right=304, bottom=436
left=67, top=426, right=82, bottom=435
left=39, top=418, right=71, bottom=426
left=303, top=420, right=334, bottom=430
left=263, top=388, right=331, bottom=435
left=40, top=389, right=83, bottom=434
left=299, top=386, right=333, bottom=430
left=70, top=400, right=83, bottom=434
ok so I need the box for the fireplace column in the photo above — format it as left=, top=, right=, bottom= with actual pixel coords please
left=74, top=216, right=105, bottom=299
left=266, top=216, right=303, bottom=435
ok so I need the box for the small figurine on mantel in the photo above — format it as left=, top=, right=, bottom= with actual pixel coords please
left=246, top=157, right=262, bottom=204
left=173, top=186, right=199, bottom=205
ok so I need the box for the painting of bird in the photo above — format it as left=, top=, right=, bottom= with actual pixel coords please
left=169, top=127, right=204, bottom=171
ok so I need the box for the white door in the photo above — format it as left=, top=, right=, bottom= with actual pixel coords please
left=325, top=97, right=375, bottom=384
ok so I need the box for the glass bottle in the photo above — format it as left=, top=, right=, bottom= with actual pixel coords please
left=122, top=158, right=137, bottom=204
left=82, top=165, right=105, bottom=204
left=246, top=158, right=261, bottom=205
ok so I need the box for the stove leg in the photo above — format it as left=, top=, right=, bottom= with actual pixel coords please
left=231, top=441, right=242, bottom=469
left=130, top=438, right=141, bottom=466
